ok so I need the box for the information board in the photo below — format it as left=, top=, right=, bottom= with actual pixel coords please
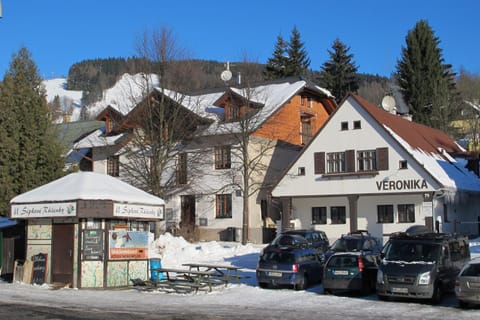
left=32, top=253, right=47, bottom=285
left=82, top=229, right=104, bottom=260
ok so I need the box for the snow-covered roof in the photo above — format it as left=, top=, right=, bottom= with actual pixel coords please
left=10, top=171, right=165, bottom=205
left=196, top=79, right=332, bottom=136
left=73, top=128, right=126, bottom=149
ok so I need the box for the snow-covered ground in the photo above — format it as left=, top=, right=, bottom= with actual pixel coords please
left=1, top=233, right=480, bottom=319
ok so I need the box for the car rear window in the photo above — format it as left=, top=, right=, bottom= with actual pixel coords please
left=331, top=238, right=363, bottom=252
left=260, top=251, right=295, bottom=263
left=328, top=255, right=358, bottom=268
left=462, top=263, right=480, bottom=277
left=272, top=235, right=304, bottom=246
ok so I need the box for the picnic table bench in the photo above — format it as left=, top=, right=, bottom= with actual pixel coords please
left=148, top=267, right=216, bottom=293
left=182, top=263, right=249, bottom=286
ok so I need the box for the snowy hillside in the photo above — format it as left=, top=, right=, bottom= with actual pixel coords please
left=43, top=73, right=159, bottom=123
left=42, top=78, right=83, bottom=122
left=87, top=73, right=159, bottom=117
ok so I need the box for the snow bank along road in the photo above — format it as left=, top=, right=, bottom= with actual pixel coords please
left=1, top=281, right=480, bottom=320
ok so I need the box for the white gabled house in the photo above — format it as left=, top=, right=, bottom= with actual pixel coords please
left=74, top=76, right=337, bottom=243
left=272, top=94, right=480, bottom=243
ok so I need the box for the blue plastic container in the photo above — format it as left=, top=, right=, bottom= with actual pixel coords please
left=150, top=258, right=164, bottom=281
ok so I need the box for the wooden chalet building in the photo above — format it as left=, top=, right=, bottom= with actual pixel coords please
left=74, top=76, right=337, bottom=243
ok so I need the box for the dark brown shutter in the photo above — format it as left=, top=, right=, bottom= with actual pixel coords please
left=314, top=152, right=325, bottom=174
left=346, top=150, right=355, bottom=172
left=377, top=147, right=389, bottom=170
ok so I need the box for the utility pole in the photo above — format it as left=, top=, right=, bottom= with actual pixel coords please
left=0, top=0, right=3, bottom=18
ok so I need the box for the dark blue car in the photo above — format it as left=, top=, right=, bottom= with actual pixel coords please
left=256, top=246, right=323, bottom=290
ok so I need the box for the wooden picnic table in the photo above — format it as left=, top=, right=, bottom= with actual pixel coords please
left=182, top=263, right=247, bottom=285
left=150, top=267, right=216, bottom=293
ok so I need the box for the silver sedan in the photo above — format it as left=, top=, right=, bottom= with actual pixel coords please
left=455, top=257, right=480, bottom=308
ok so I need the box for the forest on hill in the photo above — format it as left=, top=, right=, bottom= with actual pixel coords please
left=66, top=57, right=390, bottom=106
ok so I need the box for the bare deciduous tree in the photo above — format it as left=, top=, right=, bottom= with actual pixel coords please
left=118, top=27, right=209, bottom=238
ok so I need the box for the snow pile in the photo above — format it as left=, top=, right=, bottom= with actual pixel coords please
left=149, top=232, right=263, bottom=269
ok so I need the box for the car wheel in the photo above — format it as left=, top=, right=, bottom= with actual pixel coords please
left=323, top=288, right=332, bottom=295
left=430, top=284, right=442, bottom=305
left=458, top=300, right=469, bottom=309
left=377, top=294, right=388, bottom=301
left=295, top=274, right=308, bottom=290
left=360, top=282, right=370, bottom=296
left=258, top=282, right=268, bottom=289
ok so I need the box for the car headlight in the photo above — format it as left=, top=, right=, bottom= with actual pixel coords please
left=418, top=271, right=431, bottom=285
left=376, top=269, right=384, bottom=284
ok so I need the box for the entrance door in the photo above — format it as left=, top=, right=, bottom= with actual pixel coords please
left=181, top=195, right=196, bottom=227
left=1, top=237, right=15, bottom=275
left=52, top=224, right=74, bottom=284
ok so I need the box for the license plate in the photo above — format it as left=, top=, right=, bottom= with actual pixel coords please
left=268, top=271, right=282, bottom=277
left=392, top=287, right=408, bottom=294
left=333, top=270, right=349, bottom=276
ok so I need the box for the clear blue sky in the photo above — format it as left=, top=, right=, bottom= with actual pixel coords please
left=1, top=0, right=479, bottom=79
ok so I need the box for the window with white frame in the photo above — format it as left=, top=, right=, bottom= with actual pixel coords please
left=327, top=152, right=346, bottom=173
left=107, top=155, right=119, bottom=177
left=357, top=150, right=376, bottom=172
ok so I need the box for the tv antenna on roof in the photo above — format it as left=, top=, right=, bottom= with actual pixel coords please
left=220, top=61, right=233, bottom=82
left=381, top=95, right=397, bottom=114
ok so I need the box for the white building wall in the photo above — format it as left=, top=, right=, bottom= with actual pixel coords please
left=274, top=99, right=440, bottom=198
left=291, top=193, right=427, bottom=245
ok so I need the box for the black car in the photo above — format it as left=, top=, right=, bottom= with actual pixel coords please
left=377, top=227, right=470, bottom=304
left=324, top=230, right=382, bottom=263
left=268, top=229, right=329, bottom=254
left=256, top=246, right=323, bottom=290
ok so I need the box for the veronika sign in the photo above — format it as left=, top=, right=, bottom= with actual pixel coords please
left=11, top=202, right=76, bottom=218
left=113, top=203, right=164, bottom=219
left=376, top=179, right=428, bottom=191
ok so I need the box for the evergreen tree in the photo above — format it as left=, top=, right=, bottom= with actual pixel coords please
left=0, top=47, right=64, bottom=214
left=319, top=38, right=359, bottom=103
left=285, top=26, right=311, bottom=77
left=264, top=26, right=311, bottom=80
left=264, top=35, right=288, bottom=80
left=396, top=20, right=457, bottom=128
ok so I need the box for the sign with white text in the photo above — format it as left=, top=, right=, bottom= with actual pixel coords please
left=11, top=202, right=76, bottom=218
left=113, top=203, right=164, bottom=219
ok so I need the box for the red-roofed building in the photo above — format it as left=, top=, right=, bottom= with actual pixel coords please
left=272, top=94, right=480, bottom=243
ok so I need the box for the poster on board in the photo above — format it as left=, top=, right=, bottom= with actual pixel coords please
left=108, top=231, right=148, bottom=260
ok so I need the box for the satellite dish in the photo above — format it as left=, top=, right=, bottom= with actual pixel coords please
left=381, top=95, right=396, bottom=113
left=221, top=69, right=232, bottom=82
